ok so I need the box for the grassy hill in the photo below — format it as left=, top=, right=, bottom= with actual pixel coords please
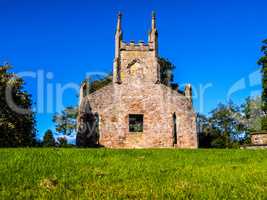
left=1, top=148, right=267, bottom=199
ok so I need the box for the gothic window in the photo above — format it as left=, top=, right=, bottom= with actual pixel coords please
left=129, top=114, right=143, bottom=132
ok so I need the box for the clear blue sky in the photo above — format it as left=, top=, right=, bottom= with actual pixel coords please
left=0, top=0, right=266, bottom=139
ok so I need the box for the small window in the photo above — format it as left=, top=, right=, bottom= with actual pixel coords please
left=129, top=114, right=143, bottom=132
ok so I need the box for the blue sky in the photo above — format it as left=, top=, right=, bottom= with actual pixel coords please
left=0, top=0, right=266, bottom=139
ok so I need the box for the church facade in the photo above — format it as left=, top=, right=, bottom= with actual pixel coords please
left=77, top=13, right=198, bottom=148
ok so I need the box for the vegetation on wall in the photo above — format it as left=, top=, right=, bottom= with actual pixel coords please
left=89, top=74, right=112, bottom=94
left=0, top=64, right=36, bottom=147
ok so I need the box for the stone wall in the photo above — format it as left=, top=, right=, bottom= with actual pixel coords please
left=82, top=81, right=197, bottom=148
left=251, top=132, right=267, bottom=145
left=119, top=46, right=159, bottom=84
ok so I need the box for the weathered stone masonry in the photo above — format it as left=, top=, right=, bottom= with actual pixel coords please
left=78, top=12, right=198, bottom=148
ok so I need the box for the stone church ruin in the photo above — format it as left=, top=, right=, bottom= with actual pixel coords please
left=77, top=12, right=198, bottom=148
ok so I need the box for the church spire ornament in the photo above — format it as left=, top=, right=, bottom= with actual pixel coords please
left=113, top=12, right=123, bottom=83
left=150, top=11, right=158, bottom=56
left=152, top=11, right=156, bottom=30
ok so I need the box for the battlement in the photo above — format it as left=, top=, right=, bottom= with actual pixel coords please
left=120, top=41, right=154, bottom=51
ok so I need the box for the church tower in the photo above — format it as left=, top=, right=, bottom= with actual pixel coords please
left=113, top=12, right=160, bottom=84
left=77, top=12, right=198, bottom=149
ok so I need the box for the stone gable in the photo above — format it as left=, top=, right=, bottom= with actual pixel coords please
left=77, top=12, right=198, bottom=148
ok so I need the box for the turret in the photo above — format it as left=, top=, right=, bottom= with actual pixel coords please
left=79, top=79, right=90, bottom=105
left=115, top=12, right=122, bottom=58
left=149, top=11, right=158, bottom=56
left=185, top=84, right=193, bottom=104
left=113, top=12, right=123, bottom=83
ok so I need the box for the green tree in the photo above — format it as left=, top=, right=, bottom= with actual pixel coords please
left=240, top=96, right=265, bottom=144
left=0, top=64, right=36, bottom=147
left=258, top=39, right=267, bottom=130
left=43, top=129, right=56, bottom=147
left=57, top=136, right=68, bottom=147
left=196, top=113, right=215, bottom=148
left=241, top=96, right=262, bottom=131
left=209, top=103, right=245, bottom=148
left=53, top=106, right=77, bottom=135
left=196, top=102, right=246, bottom=148
left=158, top=57, right=175, bottom=86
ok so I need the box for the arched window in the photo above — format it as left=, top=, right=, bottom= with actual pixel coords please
left=94, top=113, right=100, bottom=144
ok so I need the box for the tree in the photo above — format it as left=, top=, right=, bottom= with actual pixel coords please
left=258, top=39, right=267, bottom=130
left=209, top=103, right=245, bottom=148
left=241, top=96, right=263, bottom=132
left=196, top=102, right=247, bottom=148
left=158, top=57, right=175, bottom=86
left=239, top=96, right=266, bottom=144
left=196, top=113, right=215, bottom=148
left=0, top=64, right=36, bottom=147
left=43, top=129, right=56, bottom=147
left=57, top=137, right=68, bottom=147
left=53, top=106, right=77, bottom=135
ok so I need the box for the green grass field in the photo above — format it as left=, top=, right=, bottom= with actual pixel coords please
left=1, top=148, right=267, bottom=199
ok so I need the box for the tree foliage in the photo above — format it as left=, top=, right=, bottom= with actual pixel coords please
left=196, top=114, right=216, bottom=148
left=0, top=64, right=36, bottom=147
left=197, top=101, right=251, bottom=148
left=158, top=57, right=175, bottom=86
left=57, top=136, right=68, bottom=147
left=241, top=96, right=263, bottom=132
left=53, top=106, right=77, bottom=135
left=89, top=74, right=112, bottom=94
left=258, top=39, right=267, bottom=130
left=43, top=129, right=56, bottom=147
left=209, top=103, right=245, bottom=148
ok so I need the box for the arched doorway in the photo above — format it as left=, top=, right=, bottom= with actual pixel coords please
left=172, top=113, right=177, bottom=146
left=76, top=101, right=100, bottom=147
left=94, top=113, right=100, bottom=145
